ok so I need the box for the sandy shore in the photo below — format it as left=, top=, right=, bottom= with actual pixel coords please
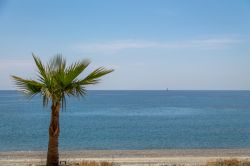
left=1, top=149, right=250, bottom=166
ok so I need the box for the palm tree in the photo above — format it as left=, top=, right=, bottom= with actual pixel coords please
left=11, top=54, right=114, bottom=166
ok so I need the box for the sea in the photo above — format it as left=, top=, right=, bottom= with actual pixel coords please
left=1, top=90, right=250, bottom=151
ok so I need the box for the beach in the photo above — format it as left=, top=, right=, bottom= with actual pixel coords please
left=1, top=149, right=250, bottom=166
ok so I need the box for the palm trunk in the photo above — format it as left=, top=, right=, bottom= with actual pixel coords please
left=46, top=101, right=60, bottom=166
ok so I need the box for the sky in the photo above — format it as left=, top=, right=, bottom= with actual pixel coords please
left=0, top=0, right=250, bottom=90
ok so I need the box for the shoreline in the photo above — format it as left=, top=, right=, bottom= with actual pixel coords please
left=1, top=149, right=250, bottom=166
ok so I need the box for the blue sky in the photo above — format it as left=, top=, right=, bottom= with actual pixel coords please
left=0, top=0, right=250, bottom=90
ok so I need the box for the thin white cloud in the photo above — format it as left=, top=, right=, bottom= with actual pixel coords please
left=0, top=59, right=33, bottom=70
left=74, top=37, right=242, bottom=53
left=0, top=59, right=34, bottom=89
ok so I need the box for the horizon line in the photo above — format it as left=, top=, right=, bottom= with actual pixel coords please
left=1, top=89, right=250, bottom=91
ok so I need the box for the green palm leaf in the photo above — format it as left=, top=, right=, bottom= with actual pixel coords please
left=79, top=67, right=114, bottom=85
left=11, top=75, right=43, bottom=96
left=32, top=53, right=49, bottom=84
left=12, top=54, right=114, bottom=108
left=65, top=60, right=90, bottom=84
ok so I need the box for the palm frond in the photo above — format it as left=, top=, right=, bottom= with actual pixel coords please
left=32, top=53, right=48, bottom=84
left=79, top=67, right=114, bottom=85
left=11, top=75, right=43, bottom=97
left=12, top=54, right=114, bottom=109
left=41, top=87, right=53, bottom=107
left=43, top=95, right=49, bottom=107
left=48, top=54, right=66, bottom=72
left=61, top=93, right=66, bottom=110
left=65, top=60, right=90, bottom=84
left=65, top=81, right=87, bottom=98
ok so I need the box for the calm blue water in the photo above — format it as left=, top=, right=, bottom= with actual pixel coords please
left=1, top=90, right=250, bottom=151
